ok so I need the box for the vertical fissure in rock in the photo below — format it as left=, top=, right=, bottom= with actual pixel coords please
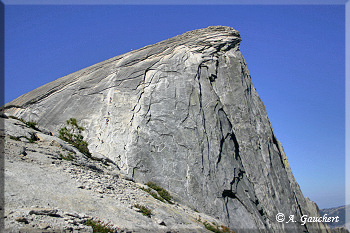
left=231, top=131, right=240, bottom=161
left=130, top=67, right=154, bottom=127
left=196, top=64, right=210, bottom=173
left=272, top=134, right=286, bottom=169
left=223, top=196, right=231, bottom=225
left=293, top=192, right=309, bottom=233
left=216, top=135, right=225, bottom=166
left=216, top=108, right=232, bottom=166
left=217, top=107, right=270, bottom=229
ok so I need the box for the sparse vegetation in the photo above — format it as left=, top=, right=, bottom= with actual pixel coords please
left=83, top=218, right=118, bottom=233
left=28, top=133, right=38, bottom=143
left=9, top=116, right=39, bottom=130
left=220, top=225, right=235, bottom=233
left=145, top=182, right=173, bottom=204
left=9, top=135, right=20, bottom=141
left=158, top=188, right=173, bottom=204
left=134, top=204, right=152, bottom=217
left=197, top=218, right=235, bottom=233
left=150, top=192, right=165, bottom=202
left=25, top=121, right=38, bottom=130
left=203, top=221, right=221, bottom=233
left=58, top=118, right=91, bottom=158
left=9, top=133, right=38, bottom=143
left=140, top=186, right=165, bottom=202
left=59, top=152, right=75, bottom=161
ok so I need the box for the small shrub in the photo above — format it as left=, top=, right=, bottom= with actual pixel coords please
left=157, top=189, right=173, bottom=204
left=198, top=219, right=235, bottom=233
left=145, top=182, right=173, bottom=204
left=140, top=187, right=165, bottom=202
left=134, top=204, right=152, bottom=217
left=221, top=225, right=236, bottom=233
left=9, top=135, right=20, bottom=141
left=9, top=134, right=37, bottom=143
left=203, top=221, right=221, bottom=233
left=59, top=152, right=75, bottom=161
left=145, top=182, right=160, bottom=191
left=83, top=218, right=118, bottom=233
left=150, top=192, right=165, bottom=202
left=17, top=117, right=39, bottom=130
left=59, top=118, right=91, bottom=158
left=25, top=121, right=38, bottom=130
left=9, top=116, right=39, bottom=130
left=27, top=133, right=38, bottom=143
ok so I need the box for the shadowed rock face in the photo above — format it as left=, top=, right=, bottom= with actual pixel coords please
left=5, top=26, right=331, bottom=232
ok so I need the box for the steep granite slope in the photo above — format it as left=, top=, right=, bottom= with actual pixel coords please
left=2, top=116, right=227, bottom=232
left=4, top=26, right=333, bottom=232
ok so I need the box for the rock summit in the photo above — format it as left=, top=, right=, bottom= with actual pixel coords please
left=3, top=26, right=342, bottom=232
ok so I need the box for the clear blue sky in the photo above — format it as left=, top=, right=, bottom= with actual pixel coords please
left=5, top=4, right=345, bottom=209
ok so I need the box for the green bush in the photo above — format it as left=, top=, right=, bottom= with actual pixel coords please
left=83, top=218, right=118, bottom=233
left=203, top=221, right=221, bottom=233
left=9, top=135, right=20, bottom=141
left=140, top=187, right=165, bottom=202
left=220, top=225, right=236, bottom=233
left=157, top=189, right=173, bottom=204
left=202, top=221, right=236, bottom=233
left=58, top=118, right=91, bottom=158
left=149, top=191, right=165, bottom=202
left=25, top=121, right=38, bottom=130
left=145, top=182, right=173, bottom=204
left=9, top=134, right=38, bottom=143
left=134, top=204, right=152, bottom=217
left=9, top=116, right=39, bottom=130
left=59, top=152, right=75, bottom=161
left=28, top=133, right=38, bottom=143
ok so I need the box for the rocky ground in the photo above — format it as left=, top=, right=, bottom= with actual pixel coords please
left=2, top=115, right=230, bottom=233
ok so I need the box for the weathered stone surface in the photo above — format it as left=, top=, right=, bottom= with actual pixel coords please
left=28, top=208, right=59, bottom=216
left=4, top=26, right=342, bottom=232
left=14, top=217, right=29, bottom=224
left=3, top=117, right=230, bottom=232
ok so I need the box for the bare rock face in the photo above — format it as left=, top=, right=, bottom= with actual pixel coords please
left=4, top=26, right=333, bottom=232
